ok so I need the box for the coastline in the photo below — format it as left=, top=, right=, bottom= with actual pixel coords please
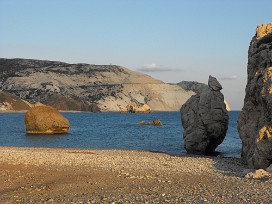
left=0, top=110, right=84, bottom=113
left=0, top=146, right=271, bottom=203
left=0, top=110, right=240, bottom=114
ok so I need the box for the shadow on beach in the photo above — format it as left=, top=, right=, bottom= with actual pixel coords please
left=149, top=150, right=247, bottom=178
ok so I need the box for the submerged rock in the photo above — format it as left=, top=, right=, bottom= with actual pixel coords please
left=238, top=22, right=272, bottom=169
left=180, top=76, right=229, bottom=155
left=140, top=119, right=163, bottom=126
left=25, top=105, right=70, bottom=134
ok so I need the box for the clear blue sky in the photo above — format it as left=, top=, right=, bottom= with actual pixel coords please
left=0, top=0, right=271, bottom=110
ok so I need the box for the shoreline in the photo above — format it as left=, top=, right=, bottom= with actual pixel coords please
left=0, top=146, right=271, bottom=203
left=0, top=110, right=241, bottom=114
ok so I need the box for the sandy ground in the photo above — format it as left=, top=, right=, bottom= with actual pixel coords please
left=0, top=147, right=271, bottom=204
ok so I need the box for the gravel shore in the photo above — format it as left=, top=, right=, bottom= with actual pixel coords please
left=0, top=146, right=271, bottom=203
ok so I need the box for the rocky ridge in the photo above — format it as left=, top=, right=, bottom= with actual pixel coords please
left=238, top=22, right=272, bottom=168
left=0, top=58, right=194, bottom=112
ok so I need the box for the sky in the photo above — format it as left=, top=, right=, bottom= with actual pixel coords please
left=0, top=0, right=272, bottom=110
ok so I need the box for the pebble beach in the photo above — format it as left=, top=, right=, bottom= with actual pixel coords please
left=0, top=146, right=271, bottom=203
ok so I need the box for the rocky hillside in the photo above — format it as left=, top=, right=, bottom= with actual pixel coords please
left=0, top=58, right=194, bottom=111
left=0, top=91, right=31, bottom=111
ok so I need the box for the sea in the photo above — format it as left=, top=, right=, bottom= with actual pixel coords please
left=0, top=111, right=241, bottom=157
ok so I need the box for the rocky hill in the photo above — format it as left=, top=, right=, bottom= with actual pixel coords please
left=0, top=58, right=194, bottom=112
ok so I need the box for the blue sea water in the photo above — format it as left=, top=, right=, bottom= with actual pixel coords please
left=0, top=111, right=241, bottom=157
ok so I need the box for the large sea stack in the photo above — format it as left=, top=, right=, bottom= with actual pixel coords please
left=180, top=76, right=229, bottom=155
left=238, top=22, right=272, bottom=169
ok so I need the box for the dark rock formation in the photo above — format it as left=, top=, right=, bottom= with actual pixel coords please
left=238, top=22, right=272, bottom=169
left=177, top=81, right=206, bottom=94
left=180, top=76, right=229, bottom=155
left=177, top=81, right=231, bottom=111
left=25, top=105, right=70, bottom=134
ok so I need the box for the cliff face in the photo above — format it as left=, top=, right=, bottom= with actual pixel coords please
left=238, top=23, right=272, bottom=168
left=0, top=58, right=193, bottom=112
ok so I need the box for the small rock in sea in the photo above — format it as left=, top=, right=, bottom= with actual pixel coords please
left=127, top=101, right=152, bottom=113
left=139, top=119, right=163, bottom=126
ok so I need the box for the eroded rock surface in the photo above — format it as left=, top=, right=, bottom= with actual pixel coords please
left=25, top=106, right=70, bottom=134
left=238, top=22, right=272, bottom=169
left=180, top=76, right=229, bottom=155
left=126, top=101, right=151, bottom=113
left=177, top=81, right=231, bottom=111
left=256, top=22, right=272, bottom=39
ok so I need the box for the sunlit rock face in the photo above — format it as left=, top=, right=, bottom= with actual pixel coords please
left=256, top=22, right=272, bottom=39
left=180, top=76, right=229, bottom=155
left=238, top=22, right=272, bottom=169
left=25, top=105, right=70, bottom=134
left=126, top=101, right=151, bottom=113
left=224, top=100, right=230, bottom=111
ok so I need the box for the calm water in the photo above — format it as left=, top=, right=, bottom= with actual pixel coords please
left=0, top=111, right=241, bottom=157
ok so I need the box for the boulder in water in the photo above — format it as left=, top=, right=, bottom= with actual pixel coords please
left=25, top=105, right=70, bottom=134
left=127, top=101, right=151, bottom=113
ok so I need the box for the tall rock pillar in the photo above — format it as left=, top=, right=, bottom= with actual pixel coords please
left=238, top=22, right=272, bottom=168
left=180, top=76, right=229, bottom=155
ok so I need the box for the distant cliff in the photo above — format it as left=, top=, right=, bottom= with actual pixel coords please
left=0, top=58, right=194, bottom=112
left=177, top=81, right=231, bottom=111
